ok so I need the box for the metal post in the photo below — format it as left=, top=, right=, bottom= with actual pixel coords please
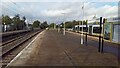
left=101, top=18, right=105, bottom=53
left=85, top=20, right=88, bottom=46
left=79, top=21, right=80, bottom=43
left=98, top=17, right=102, bottom=52
left=56, top=17, right=59, bottom=33
left=101, top=32, right=104, bottom=53
left=63, top=21, right=65, bottom=35
left=4, top=23, right=5, bottom=32
left=58, top=25, right=60, bottom=32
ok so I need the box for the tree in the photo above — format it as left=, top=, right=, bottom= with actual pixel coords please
left=49, top=23, right=55, bottom=28
left=21, top=16, right=27, bottom=29
left=28, top=23, right=32, bottom=27
left=79, top=21, right=82, bottom=25
left=12, top=14, right=27, bottom=30
left=2, top=15, right=12, bottom=25
left=12, top=14, right=21, bottom=30
left=40, top=21, right=48, bottom=29
left=32, top=20, right=40, bottom=28
left=22, top=16, right=26, bottom=22
left=83, top=20, right=87, bottom=25
left=2, top=14, right=28, bottom=31
left=65, top=21, right=73, bottom=28
left=65, top=20, right=81, bottom=28
left=2, top=15, right=13, bottom=31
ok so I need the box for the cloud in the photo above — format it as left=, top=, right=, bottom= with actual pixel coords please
left=85, top=4, right=118, bottom=19
left=40, top=2, right=118, bottom=21
left=2, top=0, right=119, bottom=2
left=41, top=9, right=72, bottom=17
left=0, top=2, right=2, bottom=16
left=1, top=2, right=118, bottom=24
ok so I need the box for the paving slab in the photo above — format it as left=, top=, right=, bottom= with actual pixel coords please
left=7, top=30, right=119, bottom=68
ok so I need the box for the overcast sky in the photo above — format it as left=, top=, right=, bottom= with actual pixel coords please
left=1, top=0, right=119, bottom=24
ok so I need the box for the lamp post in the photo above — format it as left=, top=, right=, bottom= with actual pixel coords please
left=54, top=23, right=56, bottom=30
left=3, top=23, right=5, bottom=32
left=61, top=13, right=66, bottom=35
left=58, top=24, right=60, bottom=32
left=81, top=2, right=84, bottom=44
left=57, top=16, right=60, bottom=33
left=53, top=18, right=56, bottom=30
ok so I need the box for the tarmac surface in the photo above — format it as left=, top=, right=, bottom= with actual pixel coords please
left=7, top=30, right=119, bottom=68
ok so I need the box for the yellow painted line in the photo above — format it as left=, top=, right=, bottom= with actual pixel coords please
left=103, top=39, right=120, bottom=45
left=66, top=31, right=120, bottom=45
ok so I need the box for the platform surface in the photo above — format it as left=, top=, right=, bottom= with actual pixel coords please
left=7, top=30, right=119, bottom=67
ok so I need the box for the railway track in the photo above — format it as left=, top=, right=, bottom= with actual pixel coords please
left=2, top=30, right=30, bottom=43
left=1, top=34, right=28, bottom=46
left=1, top=30, right=43, bottom=68
left=1, top=30, right=35, bottom=46
left=1, top=35, right=25, bottom=46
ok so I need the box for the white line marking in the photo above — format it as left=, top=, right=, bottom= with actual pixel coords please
left=6, top=30, right=45, bottom=67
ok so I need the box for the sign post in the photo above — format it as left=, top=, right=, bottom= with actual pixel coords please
left=98, top=17, right=102, bottom=52
left=101, top=18, right=107, bottom=53
left=85, top=20, right=88, bottom=46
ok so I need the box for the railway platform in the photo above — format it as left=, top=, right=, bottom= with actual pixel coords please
left=6, top=30, right=119, bottom=68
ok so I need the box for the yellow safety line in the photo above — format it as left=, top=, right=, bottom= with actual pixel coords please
left=66, top=31, right=120, bottom=45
